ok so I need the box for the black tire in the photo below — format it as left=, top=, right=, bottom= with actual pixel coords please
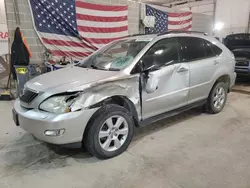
left=84, top=104, right=135, bottom=159
left=205, top=82, right=228, bottom=114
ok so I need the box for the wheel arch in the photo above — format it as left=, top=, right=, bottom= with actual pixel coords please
left=88, top=95, right=139, bottom=122
left=212, top=74, right=231, bottom=93
left=83, top=95, right=139, bottom=142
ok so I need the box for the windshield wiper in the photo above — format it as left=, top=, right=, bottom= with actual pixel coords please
left=90, top=64, right=99, bottom=69
left=90, top=64, right=107, bottom=70
left=108, top=68, right=120, bottom=71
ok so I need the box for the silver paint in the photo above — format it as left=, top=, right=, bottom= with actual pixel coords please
left=14, top=33, right=236, bottom=145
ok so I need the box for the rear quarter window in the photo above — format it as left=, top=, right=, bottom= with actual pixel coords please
left=210, top=43, right=222, bottom=56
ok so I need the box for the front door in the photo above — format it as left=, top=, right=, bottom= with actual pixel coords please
left=140, top=38, right=190, bottom=119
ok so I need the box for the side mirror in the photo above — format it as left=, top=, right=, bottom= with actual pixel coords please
left=145, top=73, right=159, bottom=94
left=139, top=56, right=158, bottom=73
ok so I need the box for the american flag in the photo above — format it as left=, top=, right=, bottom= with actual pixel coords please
left=29, top=0, right=128, bottom=60
left=145, top=5, right=192, bottom=34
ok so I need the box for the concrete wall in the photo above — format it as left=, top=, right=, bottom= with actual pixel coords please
left=174, top=0, right=250, bottom=37
left=5, top=0, right=45, bottom=64
left=0, top=0, right=7, bottom=24
left=177, top=0, right=214, bottom=16
left=4, top=0, right=214, bottom=65
left=4, top=0, right=140, bottom=65
left=214, top=0, right=250, bottom=37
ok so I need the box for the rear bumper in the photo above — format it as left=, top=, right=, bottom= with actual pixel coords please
left=13, top=99, right=99, bottom=145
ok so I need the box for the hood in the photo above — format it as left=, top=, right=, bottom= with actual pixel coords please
left=224, top=34, right=250, bottom=50
left=232, top=48, right=250, bottom=59
left=26, top=67, right=119, bottom=93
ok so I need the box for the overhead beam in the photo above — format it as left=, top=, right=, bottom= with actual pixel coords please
left=172, top=0, right=214, bottom=8
left=162, top=0, right=195, bottom=7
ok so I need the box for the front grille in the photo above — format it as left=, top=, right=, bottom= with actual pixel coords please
left=236, top=61, right=249, bottom=67
left=20, top=89, right=38, bottom=103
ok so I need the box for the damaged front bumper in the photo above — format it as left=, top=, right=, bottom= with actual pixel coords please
left=13, top=99, right=99, bottom=145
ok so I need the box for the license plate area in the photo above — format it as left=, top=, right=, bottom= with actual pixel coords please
left=12, top=109, right=19, bottom=126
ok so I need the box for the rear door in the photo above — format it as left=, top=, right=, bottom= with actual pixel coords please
left=179, top=37, right=219, bottom=103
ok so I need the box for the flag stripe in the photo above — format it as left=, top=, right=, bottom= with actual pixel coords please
left=41, top=38, right=96, bottom=49
left=79, top=31, right=128, bottom=39
left=77, top=26, right=128, bottom=33
left=169, top=24, right=192, bottom=31
left=168, top=12, right=192, bottom=17
left=76, top=14, right=127, bottom=22
left=30, top=1, right=128, bottom=60
left=168, top=14, right=192, bottom=22
left=85, top=37, right=124, bottom=45
left=76, top=7, right=127, bottom=17
left=44, top=44, right=92, bottom=53
left=51, top=50, right=92, bottom=57
left=168, top=18, right=192, bottom=25
left=168, top=21, right=192, bottom=30
left=77, top=20, right=128, bottom=28
left=75, top=1, right=128, bottom=11
left=40, top=32, right=82, bottom=43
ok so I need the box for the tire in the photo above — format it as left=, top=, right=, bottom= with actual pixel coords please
left=84, top=104, right=135, bottom=159
left=205, top=82, right=228, bottom=114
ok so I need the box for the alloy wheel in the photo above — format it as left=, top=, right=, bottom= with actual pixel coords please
left=213, top=86, right=226, bottom=109
left=98, top=115, right=129, bottom=152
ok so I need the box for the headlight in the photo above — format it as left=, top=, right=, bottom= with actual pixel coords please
left=40, top=94, right=79, bottom=114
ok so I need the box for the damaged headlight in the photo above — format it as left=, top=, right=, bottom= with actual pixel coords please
left=40, top=93, right=79, bottom=114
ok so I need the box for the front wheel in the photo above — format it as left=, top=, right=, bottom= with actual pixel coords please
left=84, top=104, right=134, bottom=159
left=205, top=82, right=228, bottom=114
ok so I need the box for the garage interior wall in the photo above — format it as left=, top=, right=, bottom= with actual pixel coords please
left=4, top=0, right=140, bottom=64
left=174, top=0, right=250, bottom=36
left=143, top=4, right=213, bottom=34
left=214, top=0, right=250, bottom=37
left=176, top=0, right=214, bottom=16
left=5, top=0, right=212, bottom=65
left=5, top=0, right=45, bottom=64
left=0, top=0, right=7, bottom=24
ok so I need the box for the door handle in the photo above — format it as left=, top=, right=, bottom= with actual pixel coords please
left=214, top=60, right=219, bottom=65
left=176, top=67, right=189, bottom=73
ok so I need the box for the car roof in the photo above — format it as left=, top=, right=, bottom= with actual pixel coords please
left=125, top=31, right=209, bottom=41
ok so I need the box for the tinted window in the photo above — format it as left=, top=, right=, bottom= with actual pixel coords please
left=210, top=43, right=222, bottom=56
left=142, top=38, right=180, bottom=69
left=179, top=37, right=206, bottom=61
left=204, top=40, right=215, bottom=57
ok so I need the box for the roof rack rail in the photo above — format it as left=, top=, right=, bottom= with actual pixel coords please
left=128, top=34, right=145, bottom=37
left=128, top=33, right=156, bottom=37
left=158, top=30, right=208, bottom=36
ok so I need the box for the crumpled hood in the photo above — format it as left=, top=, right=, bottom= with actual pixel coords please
left=26, top=67, right=119, bottom=93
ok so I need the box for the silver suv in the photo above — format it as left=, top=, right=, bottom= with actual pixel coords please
left=13, top=31, right=236, bottom=159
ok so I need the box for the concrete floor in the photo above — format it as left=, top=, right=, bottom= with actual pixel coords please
left=1, top=92, right=250, bottom=188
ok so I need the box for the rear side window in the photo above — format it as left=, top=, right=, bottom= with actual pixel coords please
left=203, top=40, right=215, bottom=57
left=179, top=37, right=206, bottom=61
left=179, top=37, right=222, bottom=62
left=209, top=42, right=222, bottom=56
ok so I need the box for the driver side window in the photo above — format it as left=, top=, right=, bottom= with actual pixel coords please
left=142, top=37, right=180, bottom=70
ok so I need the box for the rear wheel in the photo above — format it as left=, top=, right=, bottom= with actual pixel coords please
left=205, top=82, right=228, bottom=114
left=84, top=104, right=134, bottom=159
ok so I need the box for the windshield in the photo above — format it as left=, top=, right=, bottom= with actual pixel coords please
left=79, top=38, right=150, bottom=71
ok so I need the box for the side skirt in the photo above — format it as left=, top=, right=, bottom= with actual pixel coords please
left=139, top=99, right=207, bottom=127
